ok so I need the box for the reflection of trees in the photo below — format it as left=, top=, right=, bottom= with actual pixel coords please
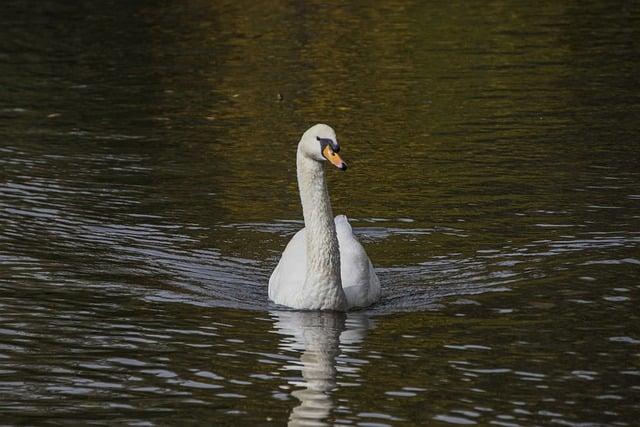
left=271, top=311, right=373, bottom=426
left=4, top=1, right=638, bottom=261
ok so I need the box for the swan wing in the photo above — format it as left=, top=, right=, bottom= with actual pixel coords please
left=335, top=215, right=381, bottom=308
left=268, top=227, right=306, bottom=306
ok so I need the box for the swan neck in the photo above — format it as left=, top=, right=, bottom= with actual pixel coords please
left=296, top=152, right=341, bottom=286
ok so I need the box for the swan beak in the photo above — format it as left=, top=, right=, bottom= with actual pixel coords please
left=322, top=145, right=348, bottom=171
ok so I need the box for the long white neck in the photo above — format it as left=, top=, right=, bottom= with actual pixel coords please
left=296, top=149, right=346, bottom=310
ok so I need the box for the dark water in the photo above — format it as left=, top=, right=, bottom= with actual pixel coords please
left=1, top=1, right=639, bottom=425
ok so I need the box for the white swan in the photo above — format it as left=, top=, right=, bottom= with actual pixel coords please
left=268, top=124, right=381, bottom=311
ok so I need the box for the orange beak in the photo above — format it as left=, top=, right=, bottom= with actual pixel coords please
left=322, top=145, right=347, bottom=171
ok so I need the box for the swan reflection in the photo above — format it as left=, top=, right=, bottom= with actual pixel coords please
left=271, top=311, right=374, bottom=426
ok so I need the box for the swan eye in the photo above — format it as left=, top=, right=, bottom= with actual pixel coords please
left=316, top=136, right=340, bottom=153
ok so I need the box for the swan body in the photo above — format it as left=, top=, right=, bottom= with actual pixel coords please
left=268, top=124, right=381, bottom=311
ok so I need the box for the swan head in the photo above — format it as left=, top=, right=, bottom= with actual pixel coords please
left=299, top=124, right=347, bottom=171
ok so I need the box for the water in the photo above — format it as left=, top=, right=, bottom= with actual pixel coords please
left=1, top=0, right=639, bottom=425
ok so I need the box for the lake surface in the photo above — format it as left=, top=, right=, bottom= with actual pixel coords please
left=1, top=1, right=639, bottom=425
